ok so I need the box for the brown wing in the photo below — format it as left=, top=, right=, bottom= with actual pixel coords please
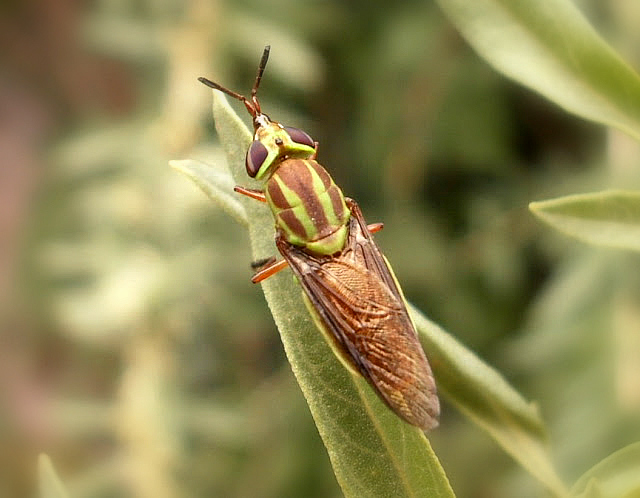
left=276, top=198, right=439, bottom=430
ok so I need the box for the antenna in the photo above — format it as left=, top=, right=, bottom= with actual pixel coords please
left=198, top=45, right=271, bottom=119
left=253, top=45, right=271, bottom=96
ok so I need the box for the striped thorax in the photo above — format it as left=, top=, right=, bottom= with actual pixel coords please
left=244, top=116, right=349, bottom=255
left=266, top=158, right=349, bottom=255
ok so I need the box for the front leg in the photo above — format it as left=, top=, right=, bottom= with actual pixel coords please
left=235, top=185, right=266, bottom=202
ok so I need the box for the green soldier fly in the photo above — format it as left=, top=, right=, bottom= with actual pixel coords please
left=199, top=46, right=439, bottom=430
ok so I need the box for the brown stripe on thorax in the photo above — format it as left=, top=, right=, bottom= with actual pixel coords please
left=266, top=176, right=291, bottom=209
left=296, top=162, right=331, bottom=240
left=309, top=161, right=332, bottom=190
left=278, top=209, right=308, bottom=240
left=274, top=159, right=317, bottom=198
left=275, top=159, right=332, bottom=240
left=327, top=185, right=346, bottom=223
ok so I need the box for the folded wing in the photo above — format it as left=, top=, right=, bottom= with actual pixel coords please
left=276, top=199, right=439, bottom=430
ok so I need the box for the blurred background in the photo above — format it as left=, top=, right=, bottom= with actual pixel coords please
left=2, top=0, right=640, bottom=496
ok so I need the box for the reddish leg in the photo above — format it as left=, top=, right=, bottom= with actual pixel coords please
left=251, top=258, right=289, bottom=283
left=367, top=223, right=384, bottom=234
left=235, top=186, right=266, bottom=202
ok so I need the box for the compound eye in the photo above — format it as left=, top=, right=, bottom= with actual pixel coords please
left=284, top=126, right=315, bottom=148
left=246, top=140, right=269, bottom=177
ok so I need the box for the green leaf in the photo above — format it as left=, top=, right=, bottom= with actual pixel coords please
left=195, top=89, right=455, bottom=498
left=435, top=0, right=640, bottom=139
left=411, top=306, right=568, bottom=497
left=170, top=158, right=248, bottom=227
left=530, top=191, right=640, bottom=251
left=571, top=442, right=640, bottom=498
left=185, top=89, right=570, bottom=496
left=38, top=454, right=69, bottom=498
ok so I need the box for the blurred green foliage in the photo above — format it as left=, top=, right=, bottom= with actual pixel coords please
left=0, top=0, right=639, bottom=497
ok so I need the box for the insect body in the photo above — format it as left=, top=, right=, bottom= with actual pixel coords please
left=199, top=46, right=439, bottom=430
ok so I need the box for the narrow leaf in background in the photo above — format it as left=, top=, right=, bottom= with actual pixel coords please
left=571, top=442, right=640, bottom=498
left=412, top=307, right=567, bottom=496
left=530, top=191, right=640, bottom=252
left=169, top=159, right=248, bottom=227
left=435, top=0, right=640, bottom=139
left=38, top=455, right=69, bottom=498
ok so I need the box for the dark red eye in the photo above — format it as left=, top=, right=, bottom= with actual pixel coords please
left=284, top=126, right=315, bottom=148
left=246, top=140, right=269, bottom=177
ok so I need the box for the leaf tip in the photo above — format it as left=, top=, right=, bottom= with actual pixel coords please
left=528, top=200, right=547, bottom=214
left=169, top=159, right=186, bottom=173
left=37, top=452, right=50, bottom=469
